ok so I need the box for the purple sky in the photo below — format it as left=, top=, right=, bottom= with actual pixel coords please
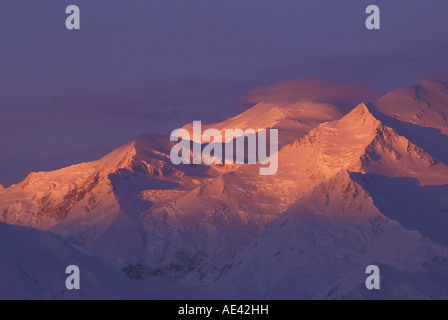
left=1, top=0, right=448, bottom=186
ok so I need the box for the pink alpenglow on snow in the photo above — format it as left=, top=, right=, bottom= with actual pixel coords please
left=170, top=121, right=279, bottom=176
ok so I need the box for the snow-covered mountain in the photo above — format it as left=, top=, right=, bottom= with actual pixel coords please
left=215, top=170, right=448, bottom=299
left=212, top=87, right=448, bottom=299
left=0, top=221, right=139, bottom=299
left=183, top=100, right=343, bottom=147
left=0, top=221, right=215, bottom=300
left=374, top=80, right=448, bottom=135
left=2, top=80, right=448, bottom=299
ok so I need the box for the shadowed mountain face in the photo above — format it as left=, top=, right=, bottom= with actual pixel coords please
left=2, top=81, right=448, bottom=299
left=351, top=173, right=448, bottom=246
left=0, top=222, right=140, bottom=300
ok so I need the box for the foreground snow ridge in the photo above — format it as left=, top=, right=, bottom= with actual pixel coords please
left=2, top=80, right=448, bottom=299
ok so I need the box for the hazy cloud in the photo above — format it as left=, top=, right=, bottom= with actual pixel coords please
left=420, top=71, right=448, bottom=82
left=244, top=78, right=377, bottom=111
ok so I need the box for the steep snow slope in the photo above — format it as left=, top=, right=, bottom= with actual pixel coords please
left=215, top=171, right=448, bottom=299
left=374, top=81, right=448, bottom=135
left=352, top=173, right=448, bottom=246
left=281, top=103, right=448, bottom=185
left=183, top=101, right=343, bottom=147
left=0, top=142, right=135, bottom=229
left=315, top=257, right=448, bottom=300
left=0, top=222, right=139, bottom=299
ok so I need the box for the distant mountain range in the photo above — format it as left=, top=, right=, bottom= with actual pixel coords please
left=2, top=80, right=448, bottom=299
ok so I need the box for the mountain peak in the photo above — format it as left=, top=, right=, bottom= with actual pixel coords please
left=319, top=103, right=381, bottom=147
left=374, top=81, right=448, bottom=134
left=285, top=99, right=448, bottom=186
left=89, top=134, right=176, bottom=178
left=345, top=103, right=379, bottom=123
